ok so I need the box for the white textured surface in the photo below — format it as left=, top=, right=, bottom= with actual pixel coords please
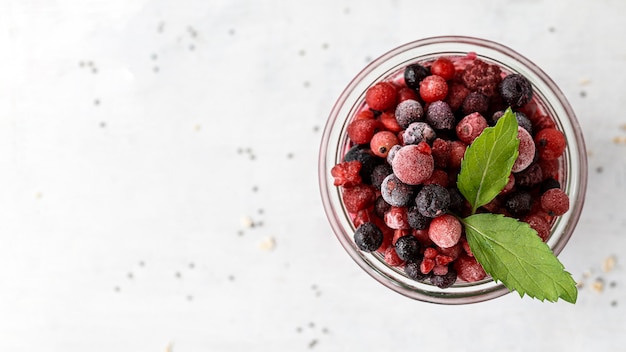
left=1, top=0, right=625, bottom=351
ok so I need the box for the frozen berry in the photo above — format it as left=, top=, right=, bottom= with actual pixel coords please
left=354, top=110, right=375, bottom=120
left=379, top=112, right=403, bottom=133
left=454, top=254, right=486, bottom=282
left=330, top=160, right=362, bottom=187
left=524, top=213, right=551, bottom=241
left=365, top=82, right=397, bottom=111
left=514, top=162, right=543, bottom=188
left=431, top=138, right=451, bottom=169
left=445, top=82, right=471, bottom=112
left=534, top=128, right=566, bottom=160
left=391, top=143, right=434, bottom=185
left=374, top=195, right=391, bottom=218
left=407, top=205, right=431, bottom=230
left=343, top=146, right=384, bottom=185
left=420, top=258, right=435, bottom=274
left=347, top=118, right=381, bottom=145
left=541, top=188, right=570, bottom=216
left=386, top=144, right=402, bottom=164
left=384, top=206, right=411, bottom=229
left=342, top=184, right=376, bottom=213
left=423, top=169, right=450, bottom=188
left=419, top=75, right=448, bottom=103
left=404, top=63, right=430, bottom=90
left=504, top=190, right=533, bottom=217
left=384, top=246, right=405, bottom=266
left=512, top=127, right=536, bottom=173
left=538, top=158, right=559, bottom=181
left=540, top=177, right=561, bottom=193
left=395, top=99, right=424, bottom=128
left=403, top=121, right=436, bottom=145
left=448, top=140, right=467, bottom=170
left=416, top=184, right=450, bottom=218
left=381, top=174, right=416, bottom=207
left=394, top=235, right=421, bottom=261
left=461, top=91, right=489, bottom=116
left=425, top=101, right=455, bottom=130
left=499, top=74, right=533, bottom=108
left=370, top=163, right=393, bottom=190
left=430, top=268, right=457, bottom=289
left=430, top=57, right=456, bottom=81
left=398, top=87, right=418, bottom=102
left=492, top=110, right=533, bottom=134
left=428, top=214, right=462, bottom=249
left=447, top=187, right=465, bottom=214
left=456, top=112, right=488, bottom=144
left=354, top=222, right=384, bottom=252
left=404, top=259, right=430, bottom=281
left=461, top=59, right=502, bottom=97
left=370, top=130, right=399, bottom=158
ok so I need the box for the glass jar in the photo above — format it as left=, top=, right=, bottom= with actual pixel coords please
left=318, top=36, right=587, bottom=304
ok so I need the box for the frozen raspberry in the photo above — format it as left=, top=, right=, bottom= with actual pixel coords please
left=419, top=75, right=448, bottom=103
left=499, top=74, right=533, bottom=108
left=347, top=118, right=382, bottom=145
left=456, top=112, right=488, bottom=144
left=492, top=110, right=533, bottom=134
left=403, top=121, right=436, bottom=145
left=541, top=188, right=570, bottom=216
left=344, top=146, right=384, bottom=185
left=395, top=235, right=421, bottom=261
left=370, top=130, right=399, bottom=158
left=394, top=99, right=424, bottom=128
left=430, top=268, right=457, bottom=288
left=428, top=214, right=462, bottom=249
left=342, top=184, right=376, bottom=213
left=354, top=222, right=384, bottom=252
left=384, top=246, right=405, bottom=266
left=504, top=190, right=533, bottom=217
left=454, top=254, right=487, bottom=282
left=384, top=206, right=411, bottom=230
left=379, top=112, right=403, bottom=133
left=407, top=205, right=431, bottom=230
left=535, top=128, right=566, bottom=160
left=381, top=174, right=416, bottom=207
left=370, top=163, right=393, bottom=190
left=514, top=162, right=543, bottom=188
left=445, top=82, right=471, bottom=112
left=425, top=101, right=455, bottom=130
left=404, top=259, right=431, bottom=282
left=365, top=82, right=397, bottom=111
left=435, top=253, right=454, bottom=266
left=430, top=57, right=456, bottom=81
left=448, top=140, right=467, bottom=170
left=416, top=184, right=450, bottom=218
left=461, top=91, right=489, bottom=116
left=461, top=59, right=502, bottom=97
left=431, top=138, right=451, bottom=169
left=512, top=126, right=536, bottom=173
left=524, top=213, right=551, bottom=241
left=391, top=143, right=434, bottom=185
left=374, top=195, right=391, bottom=218
left=330, top=160, right=362, bottom=187
left=404, top=63, right=430, bottom=90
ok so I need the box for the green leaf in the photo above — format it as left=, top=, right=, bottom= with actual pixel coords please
left=462, top=213, right=578, bottom=303
left=457, top=108, right=519, bottom=214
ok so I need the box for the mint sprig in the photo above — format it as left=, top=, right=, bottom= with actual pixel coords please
left=456, top=108, right=577, bottom=303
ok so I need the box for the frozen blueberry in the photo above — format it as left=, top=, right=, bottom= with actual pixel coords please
left=386, top=144, right=402, bottom=165
left=415, top=184, right=450, bottom=218
left=404, top=63, right=430, bottom=90
left=381, top=174, right=416, bottom=207
left=395, top=99, right=424, bottom=128
left=504, top=190, right=533, bottom=217
left=343, top=145, right=383, bottom=184
left=370, top=163, right=393, bottom=190
left=461, top=91, right=489, bottom=116
left=447, top=187, right=465, bottom=214
left=404, top=259, right=431, bottom=282
left=403, top=122, right=436, bottom=145
left=499, top=74, right=533, bottom=108
left=395, top=235, right=421, bottom=261
left=430, top=267, right=457, bottom=288
left=374, top=195, right=392, bottom=219
left=425, top=101, right=455, bottom=130
left=492, top=110, right=533, bottom=134
left=354, top=222, right=383, bottom=252
left=407, top=204, right=431, bottom=230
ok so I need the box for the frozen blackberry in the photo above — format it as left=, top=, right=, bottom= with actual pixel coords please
left=395, top=99, right=424, bottom=128
left=395, top=235, right=421, bottom=261
left=430, top=267, right=457, bottom=289
left=504, top=190, right=533, bottom=217
left=499, top=74, right=533, bottom=108
left=403, top=122, right=436, bottom=145
left=407, top=204, right=431, bottom=230
left=415, top=184, right=450, bottom=218
left=374, top=195, right=392, bottom=218
left=461, top=91, right=489, bottom=116
left=370, top=163, right=393, bottom=190
left=381, top=174, right=416, bottom=207
left=540, top=177, right=561, bottom=193
left=354, top=222, right=384, bottom=252
left=425, top=101, right=455, bottom=130
left=404, top=259, right=431, bottom=282
left=343, top=145, right=383, bottom=184
left=492, top=110, right=533, bottom=134
left=404, top=63, right=430, bottom=90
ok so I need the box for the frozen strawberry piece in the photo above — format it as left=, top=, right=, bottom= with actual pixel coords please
left=391, top=143, right=434, bottom=185
left=352, top=209, right=372, bottom=228
left=331, top=160, right=362, bottom=187
left=435, top=254, right=454, bottom=266
left=423, top=247, right=438, bottom=259
left=454, top=254, right=487, bottom=282
left=428, top=214, right=462, bottom=249
left=384, top=206, right=411, bottom=230
left=342, top=184, right=376, bottom=213
left=384, top=246, right=405, bottom=266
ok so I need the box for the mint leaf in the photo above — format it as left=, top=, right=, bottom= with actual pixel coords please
left=462, top=213, right=578, bottom=303
left=457, top=108, right=519, bottom=214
